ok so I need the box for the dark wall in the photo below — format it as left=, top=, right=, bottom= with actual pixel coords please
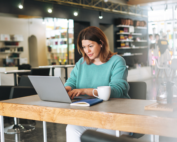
left=0, top=0, right=148, bottom=27
left=0, top=0, right=148, bottom=64
left=74, top=21, right=90, bottom=63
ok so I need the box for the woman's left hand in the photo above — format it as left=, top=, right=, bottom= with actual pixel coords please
left=68, top=89, right=85, bottom=99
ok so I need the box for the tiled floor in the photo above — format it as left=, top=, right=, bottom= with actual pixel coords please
left=3, top=77, right=177, bottom=142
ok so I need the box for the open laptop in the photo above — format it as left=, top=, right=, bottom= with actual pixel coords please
left=28, top=76, right=92, bottom=103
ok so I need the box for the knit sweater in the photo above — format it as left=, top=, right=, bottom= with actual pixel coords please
left=64, top=55, right=130, bottom=98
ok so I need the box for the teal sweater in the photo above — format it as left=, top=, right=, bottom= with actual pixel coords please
left=64, top=55, right=130, bottom=98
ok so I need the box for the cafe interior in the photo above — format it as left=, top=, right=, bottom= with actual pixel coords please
left=0, top=0, right=177, bottom=142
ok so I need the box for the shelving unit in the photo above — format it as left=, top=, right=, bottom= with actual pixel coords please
left=115, top=19, right=148, bottom=68
left=45, top=18, right=74, bottom=65
left=0, top=35, right=23, bottom=67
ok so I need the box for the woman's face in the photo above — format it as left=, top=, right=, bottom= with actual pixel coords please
left=82, top=40, right=102, bottom=60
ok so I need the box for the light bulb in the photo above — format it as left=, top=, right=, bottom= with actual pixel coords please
left=74, top=11, right=78, bottom=16
left=48, top=8, right=52, bottom=13
left=99, top=16, right=103, bottom=19
left=18, top=4, right=23, bottom=9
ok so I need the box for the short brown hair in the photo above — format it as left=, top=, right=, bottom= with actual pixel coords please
left=77, top=26, right=117, bottom=64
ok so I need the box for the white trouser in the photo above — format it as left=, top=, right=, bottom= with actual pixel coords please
left=66, top=124, right=129, bottom=142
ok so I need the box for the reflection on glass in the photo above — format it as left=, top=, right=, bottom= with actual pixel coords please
left=45, top=18, right=74, bottom=65
left=148, top=7, right=177, bottom=54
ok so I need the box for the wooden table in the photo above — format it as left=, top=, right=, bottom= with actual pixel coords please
left=0, top=95, right=177, bottom=142
left=39, top=65, right=75, bottom=81
left=3, top=70, right=31, bottom=86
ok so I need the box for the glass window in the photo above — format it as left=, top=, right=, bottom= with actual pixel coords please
left=45, top=18, right=74, bottom=65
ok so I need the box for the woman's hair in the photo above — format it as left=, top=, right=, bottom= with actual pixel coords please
left=77, top=26, right=117, bottom=64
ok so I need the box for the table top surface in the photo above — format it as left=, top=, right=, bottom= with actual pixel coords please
left=3, top=70, right=31, bottom=74
left=39, top=65, right=75, bottom=68
left=0, top=95, right=176, bottom=137
left=1, top=95, right=176, bottom=119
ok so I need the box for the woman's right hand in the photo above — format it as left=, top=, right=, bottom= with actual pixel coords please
left=65, top=86, right=72, bottom=93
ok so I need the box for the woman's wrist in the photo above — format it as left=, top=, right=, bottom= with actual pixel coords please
left=83, top=88, right=97, bottom=96
left=65, top=86, right=72, bottom=92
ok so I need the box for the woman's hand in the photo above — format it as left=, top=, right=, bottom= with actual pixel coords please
left=65, top=86, right=72, bottom=93
left=68, top=88, right=98, bottom=99
left=68, top=89, right=85, bottom=99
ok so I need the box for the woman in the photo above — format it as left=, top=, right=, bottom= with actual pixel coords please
left=64, top=26, right=129, bottom=142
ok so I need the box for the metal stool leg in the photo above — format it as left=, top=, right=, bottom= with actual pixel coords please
left=4, top=117, right=35, bottom=134
left=43, top=121, right=47, bottom=142
left=0, top=115, right=5, bottom=142
left=152, top=135, right=159, bottom=142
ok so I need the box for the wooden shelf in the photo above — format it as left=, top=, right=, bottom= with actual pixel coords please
left=117, top=32, right=130, bottom=35
left=117, top=40, right=133, bottom=42
left=132, top=33, right=142, bottom=35
left=135, top=27, right=147, bottom=29
left=0, top=41, right=21, bottom=42
left=116, top=25, right=147, bottom=29
left=121, top=53, right=143, bottom=56
left=134, top=40, right=147, bottom=42
left=117, top=32, right=142, bottom=35
left=0, top=57, right=20, bottom=59
left=117, top=46, right=148, bottom=49
left=116, top=25, right=134, bottom=28
left=1, top=46, right=21, bottom=48
left=0, top=52, right=23, bottom=54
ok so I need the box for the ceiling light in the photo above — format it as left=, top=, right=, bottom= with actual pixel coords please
left=104, top=0, right=108, bottom=2
left=48, top=8, right=52, bottom=13
left=18, top=0, right=24, bottom=9
left=18, top=4, right=23, bottom=9
left=99, top=11, right=103, bottom=19
left=74, top=11, right=78, bottom=16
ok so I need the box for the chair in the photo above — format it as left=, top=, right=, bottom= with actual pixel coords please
left=169, top=58, right=177, bottom=80
left=18, top=75, right=33, bottom=87
left=18, top=64, right=32, bottom=83
left=30, top=68, right=50, bottom=76
left=3, top=76, right=37, bottom=134
left=18, top=68, right=50, bottom=83
left=81, top=130, right=144, bottom=142
left=0, top=86, right=13, bottom=100
left=18, top=64, right=31, bottom=70
left=128, top=82, right=146, bottom=100
left=154, top=59, right=168, bottom=78
left=127, top=82, right=146, bottom=138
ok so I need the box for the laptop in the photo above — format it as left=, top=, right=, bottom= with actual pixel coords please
left=28, top=76, right=92, bottom=103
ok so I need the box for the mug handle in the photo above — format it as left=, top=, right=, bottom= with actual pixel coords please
left=92, top=89, right=99, bottom=98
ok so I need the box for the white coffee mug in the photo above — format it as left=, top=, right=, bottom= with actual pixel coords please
left=92, top=86, right=111, bottom=101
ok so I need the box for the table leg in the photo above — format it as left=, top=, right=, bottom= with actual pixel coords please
left=65, top=67, right=68, bottom=82
left=152, top=135, right=159, bottom=142
left=43, top=121, right=47, bottom=142
left=14, top=73, right=17, bottom=86
left=0, top=115, right=4, bottom=142
left=52, top=68, right=55, bottom=76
